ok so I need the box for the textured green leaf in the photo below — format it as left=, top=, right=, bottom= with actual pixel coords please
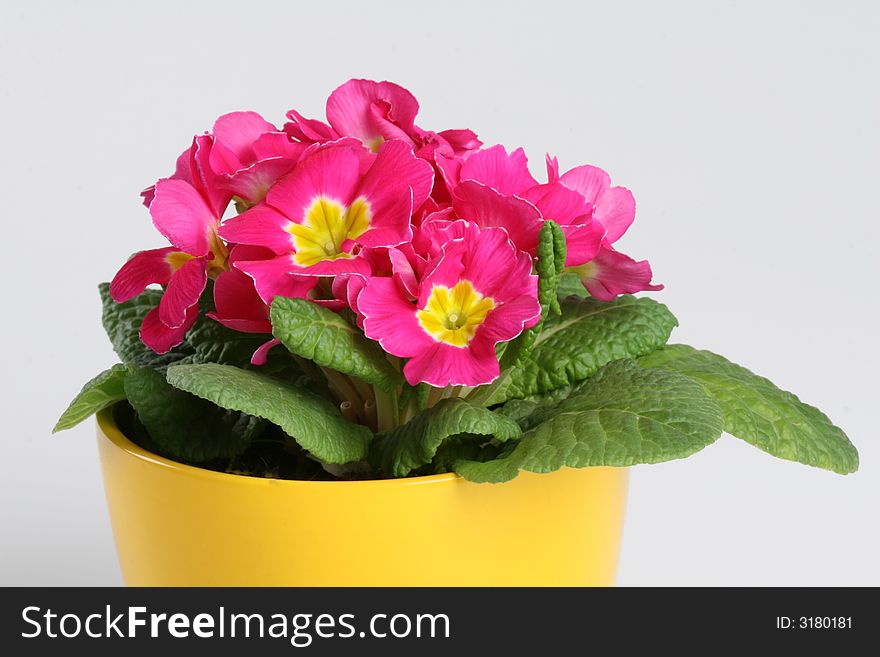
left=270, top=297, right=402, bottom=391
left=99, top=283, right=194, bottom=369
left=639, top=345, right=859, bottom=474
left=455, top=360, right=723, bottom=483
left=369, top=398, right=521, bottom=477
left=487, top=295, right=678, bottom=404
left=166, top=363, right=372, bottom=464
left=536, top=220, right=567, bottom=317
left=432, top=438, right=508, bottom=474
left=186, top=317, right=274, bottom=368
left=496, top=221, right=567, bottom=374
left=124, top=367, right=262, bottom=462
left=54, top=364, right=131, bottom=432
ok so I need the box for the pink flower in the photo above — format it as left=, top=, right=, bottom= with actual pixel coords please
left=208, top=244, right=314, bottom=334
left=547, top=156, right=662, bottom=299
left=568, top=245, right=663, bottom=301
left=449, top=145, right=661, bottom=300
left=218, top=139, right=434, bottom=302
left=450, top=145, right=604, bottom=262
left=285, top=79, right=482, bottom=161
left=207, top=244, right=315, bottom=365
left=111, top=135, right=232, bottom=354
left=359, top=222, right=541, bottom=387
left=210, top=112, right=306, bottom=206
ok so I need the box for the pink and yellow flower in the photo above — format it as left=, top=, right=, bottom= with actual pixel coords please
left=111, top=135, right=232, bottom=353
left=218, top=139, right=434, bottom=302
left=359, top=222, right=541, bottom=387
left=286, top=79, right=482, bottom=160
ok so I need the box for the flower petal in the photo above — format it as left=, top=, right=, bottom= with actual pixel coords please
left=453, top=225, right=532, bottom=302
left=434, top=152, right=461, bottom=192
left=207, top=314, right=273, bottom=334
left=545, top=154, right=560, bottom=183
left=213, top=111, right=276, bottom=164
left=234, top=256, right=319, bottom=306
left=326, top=79, right=419, bottom=148
left=475, top=295, right=541, bottom=346
left=140, top=305, right=197, bottom=355
left=559, top=164, right=610, bottom=205
left=284, top=109, right=339, bottom=143
left=159, top=256, right=207, bottom=328
left=576, top=245, right=663, bottom=301
left=559, top=220, right=606, bottom=266
left=251, top=338, right=282, bottom=366
left=219, top=202, right=295, bottom=255
left=150, top=178, right=216, bottom=256
left=459, top=145, right=537, bottom=196
left=251, top=132, right=307, bottom=161
left=191, top=135, right=234, bottom=218
left=387, top=247, right=419, bottom=298
left=289, top=254, right=373, bottom=278
left=520, top=181, right=592, bottom=226
left=109, top=247, right=177, bottom=303
left=220, top=157, right=299, bottom=204
left=360, top=277, right=433, bottom=358
left=595, top=186, right=636, bottom=243
left=266, top=143, right=362, bottom=219
left=404, top=341, right=499, bottom=388
left=357, top=139, right=434, bottom=212
left=211, top=256, right=271, bottom=331
left=437, top=129, right=482, bottom=156
left=452, top=180, right=543, bottom=253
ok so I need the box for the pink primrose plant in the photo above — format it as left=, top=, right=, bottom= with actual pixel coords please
left=58, top=79, right=859, bottom=484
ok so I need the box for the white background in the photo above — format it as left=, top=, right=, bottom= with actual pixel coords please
left=1, top=0, right=877, bottom=585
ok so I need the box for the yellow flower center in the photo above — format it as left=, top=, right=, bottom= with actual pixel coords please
left=365, top=136, right=385, bottom=153
left=165, top=229, right=229, bottom=278
left=417, top=281, right=496, bottom=347
left=287, top=196, right=372, bottom=266
left=166, top=251, right=195, bottom=271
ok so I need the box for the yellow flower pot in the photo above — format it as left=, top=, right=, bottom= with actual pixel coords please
left=97, top=407, right=629, bottom=586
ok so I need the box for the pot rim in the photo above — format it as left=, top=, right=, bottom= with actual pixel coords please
left=97, top=406, right=462, bottom=489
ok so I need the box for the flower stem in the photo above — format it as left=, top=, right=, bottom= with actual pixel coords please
left=374, top=386, right=399, bottom=433
left=323, top=369, right=364, bottom=418
left=425, top=385, right=446, bottom=409
left=363, top=399, right=379, bottom=432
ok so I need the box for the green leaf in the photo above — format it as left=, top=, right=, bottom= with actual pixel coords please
left=398, top=382, right=430, bottom=418
left=124, top=367, right=263, bottom=462
left=53, top=364, right=131, bottom=432
left=99, top=283, right=194, bottom=369
left=455, top=360, right=723, bottom=483
left=486, top=295, right=678, bottom=404
left=497, top=221, right=567, bottom=371
left=555, top=272, right=589, bottom=299
left=638, top=345, right=859, bottom=474
left=536, top=220, right=567, bottom=317
left=187, top=317, right=277, bottom=368
left=166, top=363, right=372, bottom=464
left=369, top=398, right=521, bottom=477
left=432, top=437, right=508, bottom=474
left=270, top=297, right=402, bottom=391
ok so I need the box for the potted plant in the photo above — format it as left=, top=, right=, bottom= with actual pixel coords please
left=55, top=79, right=858, bottom=586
